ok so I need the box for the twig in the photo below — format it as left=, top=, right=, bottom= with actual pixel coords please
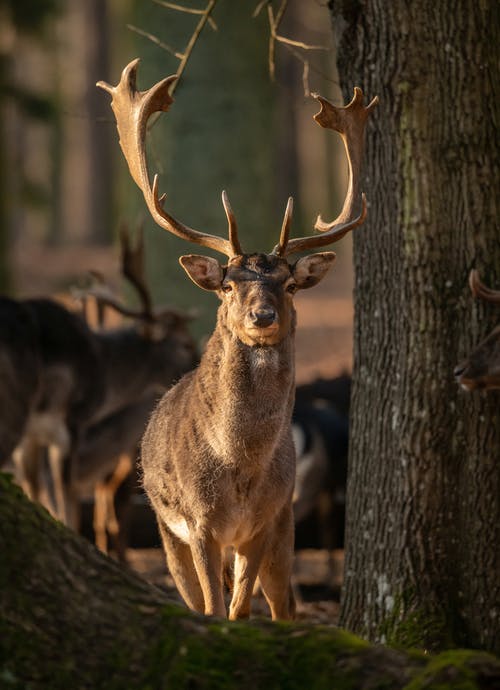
left=280, top=41, right=339, bottom=96
left=173, top=0, right=218, bottom=94
left=142, top=0, right=219, bottom=96
left=267, top=0, right=288, bottom=81
left=252, top=0, right=268, bottom=17
left=153, top=0, right=217, bottom=30
left=126, top=24, right=183, bottom=59
left=274, top=34, right=329, bottom=51
left=261, top=0, right=335, bottom=95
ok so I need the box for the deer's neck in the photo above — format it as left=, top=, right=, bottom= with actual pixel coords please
left=194, top=310, right=296, bottom=464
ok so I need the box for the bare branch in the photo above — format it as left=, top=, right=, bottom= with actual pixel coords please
left=153, top=0, right=218, bottom=30
left=274, top=34, right=329, bottom=51
left=280, top=41, right=339, bottom=96
left=129, top=1, right=219, bottom=96
left=153, top=0, right=206, bottom=15
left=173, top=0, right=218, bottom=94
left=267, top=0, right=289, bottom=81
left=264, top=0, right=332, bottom=92
left=126, top=24, right=182, bottom=59
left=253, top=0, right=269, bottom=18
left=302, top=59, right=310, bottom=97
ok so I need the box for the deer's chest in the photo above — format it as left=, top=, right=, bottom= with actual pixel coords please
left=163, top=460, right=292, bottom=548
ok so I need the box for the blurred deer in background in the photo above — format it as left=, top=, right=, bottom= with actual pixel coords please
left=454, top=269, right=500, bottom=391
left=98, top=59, right=376, bottom=619
left=10, top=227, right=198, bottom=528
left=0, top=298, right=41, bottom=467
left=10, top=298, right=104, bottom=521
left=74, top=393, right=158, bottom=562
left=72, top=226, right=198, bottom=559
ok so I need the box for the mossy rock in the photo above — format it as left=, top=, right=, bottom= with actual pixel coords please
left=1, top=473, right=499, bottom=689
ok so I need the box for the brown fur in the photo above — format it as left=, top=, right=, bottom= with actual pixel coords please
left=141, top=252, right=335, bottom=620
left=98, top=61, right=373, bottom=619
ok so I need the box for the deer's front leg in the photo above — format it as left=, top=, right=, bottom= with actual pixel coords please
left=258, top=503, right=296, bottom=621
left=190, top=531, right=226, bottom=617
left=229, top=531, right=268, bottom=620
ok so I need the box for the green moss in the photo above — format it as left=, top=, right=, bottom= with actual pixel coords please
left=376, top=588, right=458, bottom=652
left=403, top=649, right=500, bottom=690
left=142, top=616, right=403, bottom=690
left=2, top=473, right=499, bottom=689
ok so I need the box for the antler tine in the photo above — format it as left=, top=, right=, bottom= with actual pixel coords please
left=97, top=59, right=238, bottom=259
left=119, top=221, right=154, bottom=320
left=469, top=269, right=500, bottom=304
left=82, top=282, right=151, bottom=322
left=280, top=88, right=377, bottom=257
left=272, top=197, right=294, bottom=257
left=221, top=190, right=242, bottom=256
left=88, top=270, right=108, bottom=327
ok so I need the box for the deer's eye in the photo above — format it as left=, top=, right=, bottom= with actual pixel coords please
left=286, top=283, right=298, bottom=294
left=221, top=283, right=233, bottom=294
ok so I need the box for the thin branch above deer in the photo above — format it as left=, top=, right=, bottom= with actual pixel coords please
left=98, top=59, right=377, bottom=620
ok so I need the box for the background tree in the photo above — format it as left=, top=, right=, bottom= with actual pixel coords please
left=0, top=0, right=60, bottom=290
left=329, top=0, right=500, bottom=652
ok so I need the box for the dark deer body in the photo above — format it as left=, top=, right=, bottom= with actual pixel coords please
left=455, top=270, right=500, bottom=391
left=98, top=59, right=376, bottom=619
left=10, top=291, right=196, bottom=525
left=10, top=298, right=103, bottom=516
left=75, top=393, right=158, bottom=561
left=0, top=298, right=40, bottom=465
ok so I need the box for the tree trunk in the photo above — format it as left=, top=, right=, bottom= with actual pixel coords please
left=1, top=473, right=499, bottom=689
left=329, top=0, right=500, bottom=652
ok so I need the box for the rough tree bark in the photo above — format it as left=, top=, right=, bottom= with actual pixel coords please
left=329, top=0, right=500, bottom=652
left=1, top=474, right=499, bottom=689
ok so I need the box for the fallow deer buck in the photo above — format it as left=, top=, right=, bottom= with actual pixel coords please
left=98, top=59, right=376, bottom=620
left=454, top=269, right=500, bottom=390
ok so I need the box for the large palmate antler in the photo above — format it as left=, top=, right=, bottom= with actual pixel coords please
left=99, top=59, right=377, bottom=260
left=97, top=59, right=241, bottom=258
left=273, top=87, right=378, bottom=257
left=469, top=269, right=500, bottom=304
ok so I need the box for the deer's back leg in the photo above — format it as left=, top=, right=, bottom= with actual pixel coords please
left=157, top=521, right=205, bottom=614
left=12, top=440, right=41, bottom=502
left=94, top=481, right=109, bottom=553
left=47, top=425, right=72, bottom=526
left=258, top=503, right=296, bottom=621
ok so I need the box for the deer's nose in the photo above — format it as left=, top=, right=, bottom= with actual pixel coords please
left=454, top=362, right=467, bottom=379
left=249, top=307, right=277, bottom=328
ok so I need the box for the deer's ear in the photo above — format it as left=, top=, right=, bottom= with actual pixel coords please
left=179, top=255, right=223, bottom=291
left=292, top=252, right=336, bottom=290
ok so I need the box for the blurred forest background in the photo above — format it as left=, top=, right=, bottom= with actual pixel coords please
left=0, top=0, right=355, bottom=382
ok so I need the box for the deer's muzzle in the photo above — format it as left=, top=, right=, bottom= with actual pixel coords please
left=249, top=307, right=277, bottom=329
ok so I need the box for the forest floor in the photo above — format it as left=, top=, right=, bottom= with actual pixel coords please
left=126, top=547, right=344, bottom=625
